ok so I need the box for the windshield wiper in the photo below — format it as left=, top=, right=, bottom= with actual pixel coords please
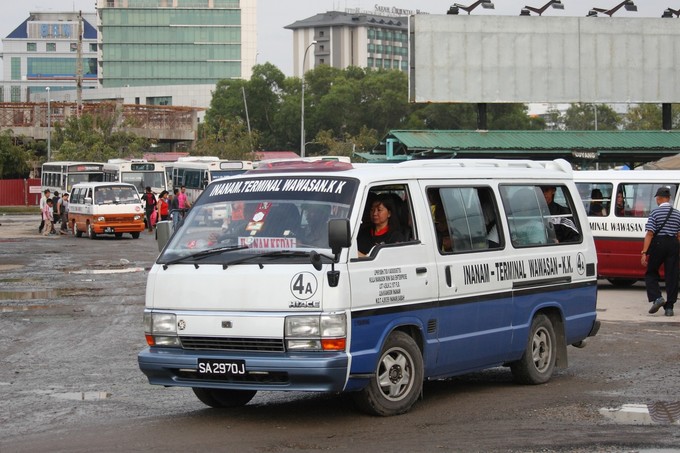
left=221, top=250, right=311, bottom=269
left=162, top=245, right=250, bottom=269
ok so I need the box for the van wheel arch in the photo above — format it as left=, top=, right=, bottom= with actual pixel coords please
left=352, top=328, right=424, bottom=416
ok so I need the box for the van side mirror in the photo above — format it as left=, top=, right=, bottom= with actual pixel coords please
left=84, top=197, right=92, bottom=205
left=328, top=218, right=351, bottom=256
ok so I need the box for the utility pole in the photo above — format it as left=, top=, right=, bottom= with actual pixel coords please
left=76, top=10, right=83, bottom=117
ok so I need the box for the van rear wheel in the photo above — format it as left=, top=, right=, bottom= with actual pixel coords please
left=510, top=313, right=556, bottom=385
left=131, top=232, right=140, bottom=239
left=353, top=331, right=423, bottom=416
left=192, top=388, right=256, bottom=408
left=73, top=221, right=83, bottom=238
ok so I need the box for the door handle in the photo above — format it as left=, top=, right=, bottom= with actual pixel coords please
left=445, top=265, right=452, bottom=287
left=416, top=267, right=427, bottom=274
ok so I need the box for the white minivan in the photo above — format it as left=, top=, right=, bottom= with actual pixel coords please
left=69, top=182, right=145, bottom=239
left=139, top=158, right=599, bottom=415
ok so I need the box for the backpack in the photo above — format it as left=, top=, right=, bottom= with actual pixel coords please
left=145, top=192, right=156, bottom=208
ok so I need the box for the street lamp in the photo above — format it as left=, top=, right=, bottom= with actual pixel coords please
left=523, top=0, right=564, bottom=16
left=300, top=40, right=317, bottom=158
left=453, top=0, right=495, bottom=15
left=589, top=0, right=637, bottom=16
left=46, top=87, right=51, bottom=162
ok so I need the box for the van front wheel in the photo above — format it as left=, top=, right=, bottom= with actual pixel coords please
left=87, top=223, right=96, bottom=240
left=192, top=388, right=256, bottom=408
left=510, top=313, right=556, bottom=385
left=353, top=331, right=423, bottom=416
left=73, top=221, right=83, bottom=238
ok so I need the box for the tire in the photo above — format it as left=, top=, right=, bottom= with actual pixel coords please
left=192, top=388, right=256, bottom=408
left=353, top=331, right=423, bottom=416
left=87, top=223, right=97, bottom=240
left=510, top=313, right=556, bottom=385
left=73, top=221, right=83, bottom=238
left=607, top=278, right=636, bottom=288
left=115, top=233, right=123, bottom=239
left=131, top=232, right=140, bottom=239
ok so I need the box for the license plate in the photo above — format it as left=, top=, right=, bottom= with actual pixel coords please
left=197, top=359, right=246, bottom=378
left=104, top=227, right=115, bottom=233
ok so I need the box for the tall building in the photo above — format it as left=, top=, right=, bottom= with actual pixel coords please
left=0, top=12, right=98, bottom=103
left=96, top=0, right=257, bottom=88
left=285, top=10, right=410, bottom=77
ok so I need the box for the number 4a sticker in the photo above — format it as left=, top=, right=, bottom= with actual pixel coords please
left=290, top=272, right=318, bottom=300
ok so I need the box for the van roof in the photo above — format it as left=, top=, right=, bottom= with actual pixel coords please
left=575, top=169, right=680, bottom=182
left=242, top=158, right=573, bottom=183
left=71, top=182, right=139, bottom=190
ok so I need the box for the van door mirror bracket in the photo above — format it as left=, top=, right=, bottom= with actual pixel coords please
left=310, top=250, right=341, bottom=287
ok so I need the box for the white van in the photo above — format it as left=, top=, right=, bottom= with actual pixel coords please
left=69, top=182, right=145, bottom=239
left=139, top=158, right=599, bottom=415
left=575, top=169, right=679, bottom=286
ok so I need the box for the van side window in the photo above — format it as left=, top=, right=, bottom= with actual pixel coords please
left=357, top=184, right=414, bottom=256
left=427, top=187, right=502, bottom=254
left=501, top=185, right=581, bottom=246
left=620, top=183, right=678, bottom=217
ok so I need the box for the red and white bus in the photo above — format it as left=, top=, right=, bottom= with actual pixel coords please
left=575, top=170, right=679, bottom=286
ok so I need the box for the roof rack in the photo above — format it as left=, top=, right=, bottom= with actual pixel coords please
left=396, top=158, right=572, bottom=174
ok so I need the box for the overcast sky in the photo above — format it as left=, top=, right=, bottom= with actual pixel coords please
left=0, top=0, right=673, bottom=77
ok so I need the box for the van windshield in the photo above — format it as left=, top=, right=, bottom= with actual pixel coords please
left=158, top=176, right=358, bottom=263
left=94, top=186, right=140, bottom=205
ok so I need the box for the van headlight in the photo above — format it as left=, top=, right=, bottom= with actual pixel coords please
left=134, top=215, right=142, bottom=221
left=285, top=312, right=346, bottom=351
left=96, top=216, right=105, bottom=222
left=144, top=310, right=180, bottom=347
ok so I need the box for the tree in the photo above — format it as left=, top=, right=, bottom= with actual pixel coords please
left=53, top=112, right=151, bottom=162
left=0, top=130, right=33, bottom=179
left=564, top=103, right=620, bottom=130
left=195, top=118, right=259, bottom=160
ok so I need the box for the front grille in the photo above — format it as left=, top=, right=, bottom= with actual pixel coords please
left=180, top=336, right=285, bottom=352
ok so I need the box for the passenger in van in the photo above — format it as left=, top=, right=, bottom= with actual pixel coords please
left=357, top=194, right=406, bottom=256
left=428, top=190, right=453, bottom=253
left=509, top=188, right=550, bottom=246
left=541, top=185, right=580, bottom=242
left=301, top=204, right=331, bottom=247
left=588, top=189, right=607, bottom=217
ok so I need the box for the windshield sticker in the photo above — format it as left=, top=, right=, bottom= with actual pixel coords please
left=238, top=237, right=297, bottom=249
left=209, top=179, right=348, bottom=196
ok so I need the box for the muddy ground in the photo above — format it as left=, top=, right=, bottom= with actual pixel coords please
left=0, top=214, right=679, bottom=452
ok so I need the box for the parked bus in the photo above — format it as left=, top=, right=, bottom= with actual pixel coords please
left=166, top=157, right=254, bottom=204
left=41, top=161, right=105, bottom=195
left=139, top=158, right=599, bottom=415
left=575, top=170, right=679, bottom=286
left=103, top=159, right=169, bottom=195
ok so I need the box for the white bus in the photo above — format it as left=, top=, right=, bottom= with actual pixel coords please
left=102, top=159, right=169, bottom=195
left=41, top=161, right=105, bottom=195
left=166, top=157, right=254, bottom=203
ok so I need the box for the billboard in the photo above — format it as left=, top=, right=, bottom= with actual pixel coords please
left=409, top=15, right=680, bottom=104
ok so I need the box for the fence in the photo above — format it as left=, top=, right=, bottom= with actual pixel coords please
left=0, top=179, right=41, bottom=206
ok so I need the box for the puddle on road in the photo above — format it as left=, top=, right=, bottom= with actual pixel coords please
left=51, top=391, right=112, bottom=401
left=69, top=267, right=145, bottom=275
left=600, top=402, right=680, bottom=425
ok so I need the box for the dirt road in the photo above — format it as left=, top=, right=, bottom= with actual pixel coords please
left=1, top=214, right=679, bottom=452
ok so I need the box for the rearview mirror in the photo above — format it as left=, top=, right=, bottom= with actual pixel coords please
left=328, top=218, right=351, bottom=256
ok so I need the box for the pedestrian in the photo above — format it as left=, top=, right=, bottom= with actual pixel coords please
left=38, top=189, right=51, bottom=233
left=52, top=191, right=61, bottom=231
left=42, top=198, right=55, bottom=236
left=170, top=188, right=180, bottom=229
left=142, top=186, right=157, bottom=232
left=177, top=185, right=191, bottom=218
left=157, top=190, right=170, bottom=221
left=641, top=186, right=680, bottom=317
left=59, top=193, right=70, bottom=234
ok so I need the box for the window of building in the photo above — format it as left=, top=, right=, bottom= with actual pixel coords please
left=319, top=31, right=325, bottom=37
left=27, top=42, right=37, bottom=52
left=368, top=43, right=375, bottom=53
left=320, top=58, right=325, bottom=64
left=367, top=29, right=375, bottom=39
left=11, top=86, right=21, bottom=102
left=367, top=57, right=374, bottom=68
left=319, top=45, right=325, bottom=51
left=11, top=58, right=21, bottom=80
left=70, top=43, right=78, bottom=52
left=377, top=45, right=383, bottom=54
left=376, top=58, right=383, bottom=68
left=401, top=60, right=408, bottom=71
left=385, top=45, right=392, bottom=54
left=90, top=43, right=98, bottom=52
left=146, top=96, right=171, bottom=106
left=0, top=87, right=4, bottom=102
left=47, top=43, right=57, bottom=52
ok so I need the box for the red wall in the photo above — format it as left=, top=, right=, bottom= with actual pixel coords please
left=0, top=179, right=41, bottom=206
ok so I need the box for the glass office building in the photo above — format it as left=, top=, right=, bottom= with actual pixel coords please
left=96, top=0, right=256, bottom=88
